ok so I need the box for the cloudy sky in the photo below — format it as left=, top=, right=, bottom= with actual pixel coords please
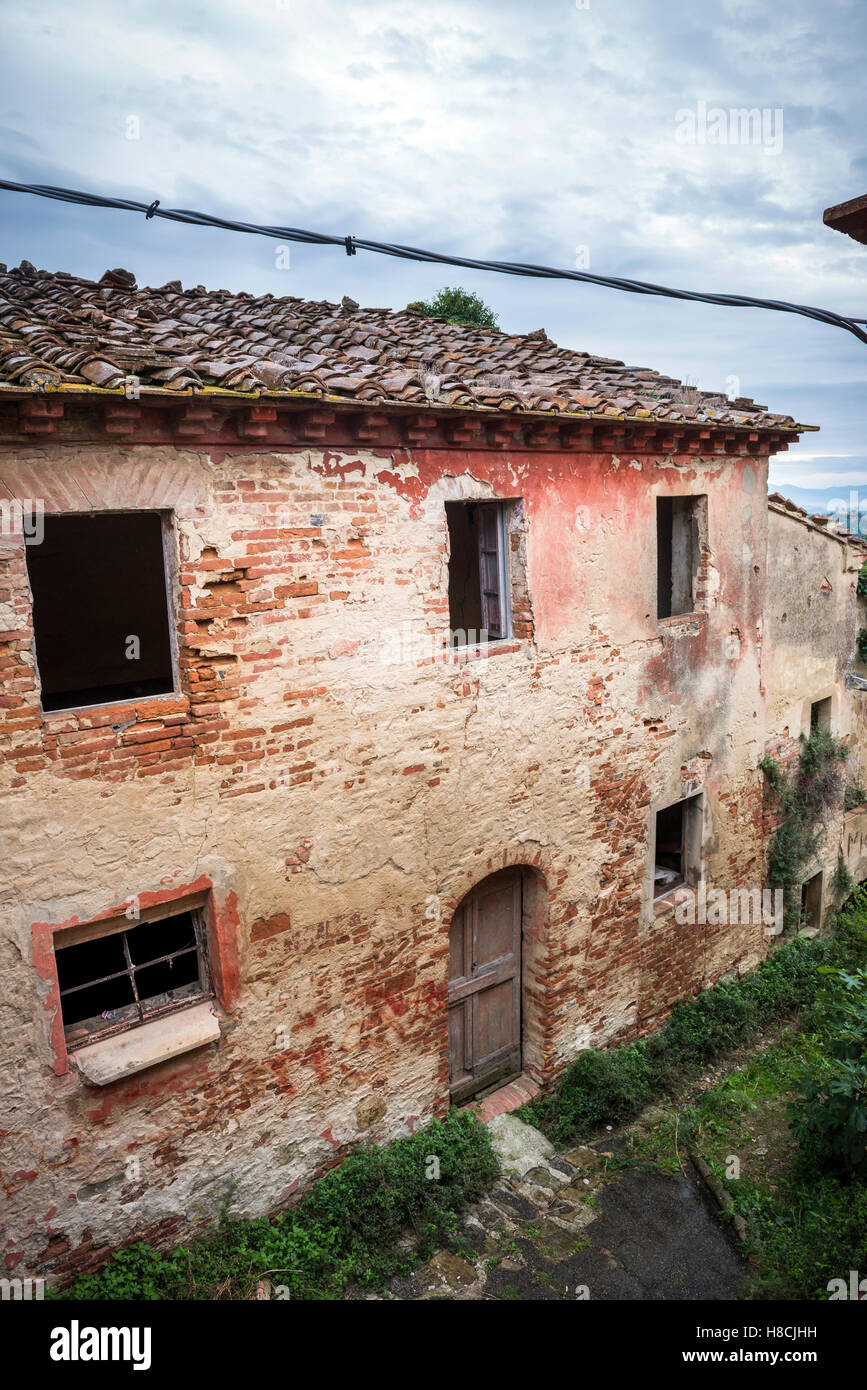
left=1, top=0, right=864, bottom=496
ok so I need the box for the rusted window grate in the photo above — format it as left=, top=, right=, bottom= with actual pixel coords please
left=55, top=910, right=211, bottom=1047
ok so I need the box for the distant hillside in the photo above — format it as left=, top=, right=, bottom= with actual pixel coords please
left=770, top=481, right=867, bottom=518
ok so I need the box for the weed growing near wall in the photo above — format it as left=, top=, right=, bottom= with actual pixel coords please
left=56, top=1108, right=498, bottom=1300
left=523, top=936, right=829, bottom=1146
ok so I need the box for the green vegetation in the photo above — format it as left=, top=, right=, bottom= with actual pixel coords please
left=759, top=728, right=849, bottom=929
left=834, top=850, right=854, bottom=902
left=621, top=893, right=867, bottom=1299
left=521, top=936, right=828, bottom=1146
left=857, top=561, right=867, bottom=600
left=406, top=286, right=500, bottom=330
left=681, top=1030, right=867, bottom=1300
left=56, top=1108, right=498, bottom=1301
left=789, top=960, right=867, bottom=1180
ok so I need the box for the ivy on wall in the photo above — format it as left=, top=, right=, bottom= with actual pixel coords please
left=760, top=729, right=849, bottom=931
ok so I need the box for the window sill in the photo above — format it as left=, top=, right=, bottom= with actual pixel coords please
left=657, top=612, right=707, bottom=631
left=445, top=640, right=525, bottom=665
left=72, top=1001, right=221, bottom=1085
left=42, top=688, right=181, bottom=721
left=653, top=885, right=690, bottom=918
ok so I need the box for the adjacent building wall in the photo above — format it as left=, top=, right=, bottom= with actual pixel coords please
left=764, top=501, right=867, bottom=928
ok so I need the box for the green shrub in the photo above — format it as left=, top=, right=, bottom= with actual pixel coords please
left=789, top=1058, right=867, bottom=1179
left=539, top=1045, right=654, bottom=1145
left=528, top=937, right=828, bottom=1146
left=832, top=882, right=867, bottom=964
left=405, top=286, right=500, bottom=330
left=789, top=965, right=867, bottom=1179
left=59, top=1107, right=498, bottom=1301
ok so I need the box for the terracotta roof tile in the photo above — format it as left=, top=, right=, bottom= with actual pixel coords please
left=0, top=261, right=808, bottom=431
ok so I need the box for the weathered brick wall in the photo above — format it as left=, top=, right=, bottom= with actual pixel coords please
left=0, top=437, right=786, bottom=1281
left=763, top=505, right=867, bottom=920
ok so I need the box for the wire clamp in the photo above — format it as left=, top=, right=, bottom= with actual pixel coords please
left=345, top=235, right=355, bottom=256
left=145, top=199, right=160, bottom=220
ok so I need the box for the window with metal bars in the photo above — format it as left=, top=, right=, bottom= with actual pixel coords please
left=55, top=909, right=211, bottom=1048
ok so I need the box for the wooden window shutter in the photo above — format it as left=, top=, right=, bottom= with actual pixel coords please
left=477, top=502, right=509, bottom=639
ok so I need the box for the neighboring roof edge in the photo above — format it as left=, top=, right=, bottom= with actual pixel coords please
left=768, top=495, right=867, bottom=554
left=823, top=192, right=867, bottom=246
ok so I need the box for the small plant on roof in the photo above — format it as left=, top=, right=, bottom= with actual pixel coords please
left=406, top=287, right=500, bottom=331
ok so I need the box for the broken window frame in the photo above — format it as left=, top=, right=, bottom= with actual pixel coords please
left=25, top=508, right=180, bottom=716
left=447, top=498, right=513, bottom=647
left=656, top=494, right=706, bottom=621
left=54, top=896, right=213, bottom=1052
left=652, top=794, right=703, bottom=902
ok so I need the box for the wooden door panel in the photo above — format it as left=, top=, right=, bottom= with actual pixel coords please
left=477, top=502, right=503, bottom=638
left=449, top=901, right=469, bottom=982
left=448, top=999, right=471, bottom=1088
left=474, top=873, right=520, bottom=971
left=473, top=978, right=519, bottom=1067
left=448, top=868, right=522, bottom=1101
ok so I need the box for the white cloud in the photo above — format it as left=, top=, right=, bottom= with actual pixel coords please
left=0, top=0, right=864, bottom=487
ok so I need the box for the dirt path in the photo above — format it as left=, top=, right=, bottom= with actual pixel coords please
left=387, top=1114, right=747, bottom=1301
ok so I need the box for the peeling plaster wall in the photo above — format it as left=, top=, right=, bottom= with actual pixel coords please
left=0, top=439, right=808, bottom=1282
left=763, top=505, right=867, bottom=914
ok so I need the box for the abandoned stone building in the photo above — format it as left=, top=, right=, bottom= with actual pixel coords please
left=0, top=261, right=865, bottom=1284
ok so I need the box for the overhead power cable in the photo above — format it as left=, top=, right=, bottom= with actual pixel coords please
left=1, top=176, right=865, bottom=346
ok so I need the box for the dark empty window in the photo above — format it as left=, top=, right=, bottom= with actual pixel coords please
left=810, top=697, right=832, bottom=733
left=801, top=872, right=823, bottom=931
left=25, top=511, right=174, bottom=712
left=657, top=496, right=703, bottom=619
left=446, top=500, right=511, bottom=645
left=653, top=794, right=704, bottom=899
left=654, top=801, right=686, bottom=892
left=55, top=910, right=210, bottom=1047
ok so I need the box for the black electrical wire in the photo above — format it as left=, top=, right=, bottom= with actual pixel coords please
left=2, top=176, right=865, bottom=346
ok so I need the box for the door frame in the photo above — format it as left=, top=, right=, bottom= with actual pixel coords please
left=447, top=866, right=524, bottom=1104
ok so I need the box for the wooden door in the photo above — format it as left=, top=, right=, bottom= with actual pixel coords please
left=448, top=868, right=522, bottom=1103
